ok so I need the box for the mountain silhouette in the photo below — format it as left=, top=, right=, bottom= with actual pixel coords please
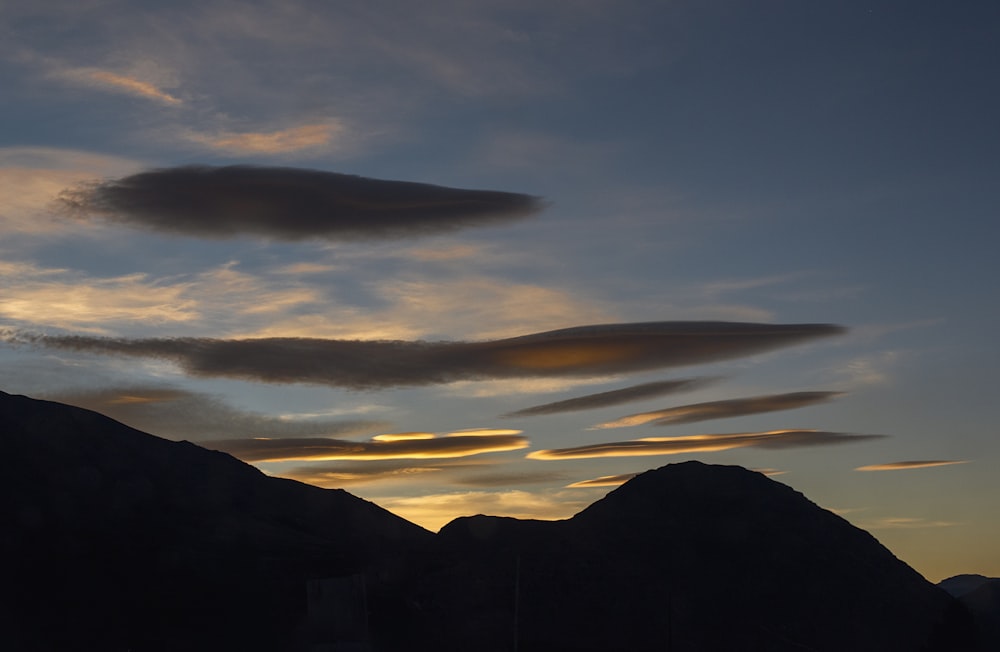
left=940, top=575, right=1000, bottom=650
left=1, top=390, right=977, bottom=650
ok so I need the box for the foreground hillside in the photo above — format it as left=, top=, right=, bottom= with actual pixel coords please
left=1, top=390, right=979, bottom=651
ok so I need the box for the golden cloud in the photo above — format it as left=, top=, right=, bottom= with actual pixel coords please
left=565, top=473, right=637, bottom=488
left=203, top=430, right=528, bottom=462
left=854, top=460, right=970, bottom=472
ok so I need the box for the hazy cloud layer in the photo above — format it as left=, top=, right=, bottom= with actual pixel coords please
left=592, top=391, right=844, bottom=429
left=58, top=165, right=544, bottom=241
left=855, top=460, right=970, bottom=472
left=203, top=429, right=527, bottom=463
left=502, top=378, right=716, bottom=418
left=527, top=429, right=884, bottom=460
left=6, top=321, right=845, bottom=389
left=46, top=385, right=385, bottom=441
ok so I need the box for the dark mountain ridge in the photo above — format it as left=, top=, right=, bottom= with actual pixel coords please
left=0, top=390, right=978, bottom=650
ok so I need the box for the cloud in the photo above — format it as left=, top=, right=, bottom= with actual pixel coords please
left=855, top=460, right=971, bottom=472
left=46, top=385, right=386, bottom=441
left=375, top=489, right=590, bottom=532
left=527, top=429, right=884, bottom=460
left=0, top=261, right=198, bottom=332
left=279, top=457, right=501, bottom=488
left=591, top=390, right=844, bottom=429
left=183, top=123, right=341, bottom=155
left=52, top=66, right=182, bottom=105
left=502, top=378, right=717, bottom=417
left=5, top=321, right=846, bottom=389
left=0, top=147, right=140, bottom=234
left=0, top=259, right=323, bottom=334
left=58, top=165, right=544, bottom=241
left=859, top=517, right=960, bottom=529
left=565, top=472, right=637, bottom=488
left=202, top=429, right=528, bottom=463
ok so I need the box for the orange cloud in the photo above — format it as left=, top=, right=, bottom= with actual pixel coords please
left=855, top=460, right=970, bottom=471
left=56, top=67, right=181, bottom=105
left=565, top=473, right=637, bottom=488
left=185, top=123, right=340, bottom=154
left=527, top=429, right=883, bottom=460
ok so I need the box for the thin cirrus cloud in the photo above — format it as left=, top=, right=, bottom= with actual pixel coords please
left=502, top=378, right=717, bottom=418
left=45, top=385, right=387, bottom=441
left=57, top=165, right=544, bottom=241
left=591, top=391, right=845, bottom=429
left=527, top=429, right=884, bottom=460
left=855, top=460, right=970, bottom=472
left=203, top=428, right=528, bottom=463
left=4, top=321, right=845, bottom=389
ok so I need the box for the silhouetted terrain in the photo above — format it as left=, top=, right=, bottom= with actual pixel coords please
left=940, top=575, right=1000, bottom=650
left=1, top=390, right=981, bottom=651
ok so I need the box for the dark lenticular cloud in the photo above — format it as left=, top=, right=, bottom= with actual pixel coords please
left=527, top=429, right=884, bottom=460
left=58, top=165, right=544, bottom=240
left=6, top=321, right=845, bottom=389
left=502, top=378, right=716, bottom=418
left=592, top=390, right=844, bottom=429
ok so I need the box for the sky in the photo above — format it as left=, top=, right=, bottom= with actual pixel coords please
left=1, top=0, right=998, bottom=583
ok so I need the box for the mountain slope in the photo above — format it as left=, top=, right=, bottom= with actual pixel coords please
left=0, top=390, right=432, bottom=651
left=423, top=462, right=972, bottom=651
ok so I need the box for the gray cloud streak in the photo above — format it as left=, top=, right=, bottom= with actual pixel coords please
left=502, top=378, right=716, bottom=418
left=45, top=385, right=386, bottom=441
left=527, top=429, right=884, bottom=460
left=5, top=321, right=845, bottom=390
left=592, top=391, right=845, bottom=429
left=58, top=165, right=544, bottom=241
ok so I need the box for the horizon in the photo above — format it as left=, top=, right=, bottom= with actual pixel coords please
left=2, top=1, right=998, bottom=584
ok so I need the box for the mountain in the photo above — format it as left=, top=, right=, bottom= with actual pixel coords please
left=940, top=575, right=1000, bottom=650
left=1, top=390, right=978, bottom=651
left=411, top=461, right=973, bottom=651
left=0, top=390, right=432, bottom=651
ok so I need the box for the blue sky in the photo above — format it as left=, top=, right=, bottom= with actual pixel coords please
left=1, top=0, right=998, bottom=582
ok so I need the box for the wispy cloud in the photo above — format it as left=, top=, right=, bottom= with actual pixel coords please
left=52, top=66, right=182, bottom=105
left=203, top=429, right=528, bottom=462
left=0, top=147, right=139, bottom=234
left=591, top=391, right=844, bottom=429
left=47, top=385, right=386, bottom=441
left=502, top=378, right=716, bottom=418
left=58, top=165, right=544, bottom=241
left=5, top=321, right=845, bottom=389
left=855, top=460, right=970, bottom=472
left=183, top=123, right=341, bottom=155
left=527, top=429, right=884, bottom=460
left=859, top=517, right=961, bottom=529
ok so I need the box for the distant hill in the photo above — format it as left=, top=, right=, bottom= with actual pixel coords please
left=0, top=390, right=978, bottom=651
left=940, top=574, right=1000, bottom=650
